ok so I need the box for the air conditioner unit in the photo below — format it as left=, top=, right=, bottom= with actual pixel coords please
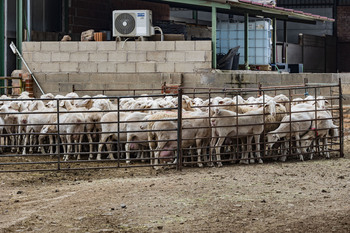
left=113, top=10, right=155, bottom=37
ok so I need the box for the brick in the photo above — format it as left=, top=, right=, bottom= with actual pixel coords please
left=185, top=51, right=207, bottom=62
left=127, top=52, right=147, bottom=62
left=33, top=52, right=51, bottom=62
left=79, top=63, right=98, bottom=73
left=156, top=63, right=175, bottom=73
left=60, top=42, right=78, bottom=52
left=89, top=53, right=108, bottom=62
left=116, top=41, right=136, bottom=51
left=97, top=42, right=117, bottom=51
left=175, top=62, right=195, bottom=73
left=196, top=41, right=212, bottom=51
left=70, top=52, right=89, bottom=62
left=41, top=63, right=60, bottom=73
left=146, top=51, right=166, bottom=62
left=41, top=42, right=60, bottom=51
left=52, top=52, right=70, bottom=62
left=97, top=62, right=117, bottom=73
left=136, top=62, right=156, bottom=73
left=117, top=63, right=136, bottom=73
left=69, top=73, right=91, bottom=83
left=166, top=52, right=185, bottom=62
left=156, top=41, right=175, bottom=51
left=79, top=42, right=97, bottom=51
left=176, top=41, right=195, bottom=51
left=22, top=42, right=41, bottom=52
left=136, top=42, right=156, bottom=51
left=46, top=73, right=69, bottom=82
left=60, top=62, right=79, bottom=72
left=108, top=51, right=127, bottom=62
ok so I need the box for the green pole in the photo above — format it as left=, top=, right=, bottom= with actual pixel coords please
left=244, top=13, right=249, bottom=70
left=272, top=17, right=277, bottom=70
left=16, top=0, right=23, bottom=69
left=212, top=6, right=217, bottom=69
left=0, top=0, right=4, bottom=76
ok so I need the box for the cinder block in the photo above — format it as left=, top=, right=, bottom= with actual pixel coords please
left=94, top=74, right=118, bottom=83
left=117, top=63, right=136, bottom=73
left=127, top=52, right=147, bottom=62
left=147, top=51, right=166, bottom=62
left=79, top=63, right=98, bottom=73
left=69, top=73, right=91, bottom=83
left=89, top=53, right=108, bottom=62
left=97, top=42, right=117, bottom=51
left=59, top=83, right=74, bottom=93
left=156, top=63, right=175, bottom=73
left=22, top=52, right=33, bottom=62
left=25, top=62, right=41, bottom=73
left=97, top=62, right=117, bottom=73
left=108, top=51, right=127, bottom=62
left=175, top=62, right=195, bottom=73
left=185, top=51, right=207, bottom=62
left=136, top=62, right=156, bottom=73
left=60, top=62, right=79, bottom=72
left=176, top=41, right=195, bottom=51
left=196, top=41, right=212, bottom=51
left=117, top=41, right=136, bottom=51
left=167, top=52, right=185, bottom=62
left=194, top=62, right=212, bottom=70
left=52, top=52, right=70, bottom=62
left=205, top=51, right=212, bottom=62
left=156, top=41, right=175, bottom=51
left=79, top=42, right=97, bottom=51
left=136, top=42, right=156, bottom=51
left=22, top=42, right=41, bottom=52
left=46, top=73, right=69, bottom=82
left=41, top=63, right=60, bottom=73
left=138, top=73, right=162, bottom=84
left=60, top=42, right=78, bottom=52
left=41, top=42, right=60, bottom=51
left=33, top=52, right=51, bottom=62
left=113, top=74, right=138, bottom=83
left=70, top=53, right=89, bottom=62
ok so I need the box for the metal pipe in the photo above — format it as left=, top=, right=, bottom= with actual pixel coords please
left=212, top=6, right=217, bottom=69
left=26, top=0, right=31, bottom=41
left=16, top=0, right=23, bottom=69
left=272, top=17, right=277, bottom=69
left=177, top=88, right=183, bottom=170
left=0, top=0, right=5, bottom=77
left=244, top=13, right=249, bottom=70
left=4, top=0, right=8, bottom=76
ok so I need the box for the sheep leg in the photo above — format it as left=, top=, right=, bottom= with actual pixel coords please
left=209, top=137, right=217, bottom=167
left=196, top=139, right=203, bottom=168
left=125, top=141, right=131, bottom=164
left=97, top=133, right=111, bottom=160
left=106, top=139, right=115, bottom=160
left=214, top=137, right=225, bottom=167
left=61, top=136, right=68, bottom=161
left=22, top=133, right=29, bottom=155
left=323, top=137, right=330, bottom=159
left=239, top=139, right=249, bottom=165
left=38, top=135, right=46, bottom=155
left=295, top=135, right=304, bottom=161
left=254, top=135, right=263, bottom=164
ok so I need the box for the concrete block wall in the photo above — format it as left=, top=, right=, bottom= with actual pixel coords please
left=22, top=41, right=212, bottom=96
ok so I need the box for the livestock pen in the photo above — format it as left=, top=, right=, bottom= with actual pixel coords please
left=0, top=79, right=344, bottom=172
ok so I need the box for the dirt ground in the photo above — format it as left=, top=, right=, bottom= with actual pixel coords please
left=1, top=148, right=350, bottom=232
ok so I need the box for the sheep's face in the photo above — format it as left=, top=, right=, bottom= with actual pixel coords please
left=267, top=133, right=280, bottom=149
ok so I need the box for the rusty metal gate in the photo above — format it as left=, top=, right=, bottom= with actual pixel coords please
left=0, top=79, right=343, bottom=172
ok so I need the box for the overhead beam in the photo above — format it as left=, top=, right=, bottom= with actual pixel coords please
left=158, top=0, right=231, bottom=9
left=0, top=0, right=4, bottom=76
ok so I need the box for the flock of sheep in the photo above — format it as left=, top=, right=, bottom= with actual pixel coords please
left=0, top=90, right=340, bottom=168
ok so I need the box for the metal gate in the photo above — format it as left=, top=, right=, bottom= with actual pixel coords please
left=0, top=79, right=343, bottom=172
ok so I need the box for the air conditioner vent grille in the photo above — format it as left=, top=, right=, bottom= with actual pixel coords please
left=115, top=13, right=136, bottom=35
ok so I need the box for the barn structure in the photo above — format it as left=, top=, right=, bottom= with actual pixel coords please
left=0, top=0, right=349, bottom=101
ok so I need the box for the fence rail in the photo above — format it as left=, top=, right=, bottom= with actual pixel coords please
left=0, top=80, right=343, bottom=172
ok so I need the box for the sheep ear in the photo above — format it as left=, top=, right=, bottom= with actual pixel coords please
left=325, top=100, right=329, bottom=104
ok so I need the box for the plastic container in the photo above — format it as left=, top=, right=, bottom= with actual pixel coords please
left=216, top=19, right=272, bottom=65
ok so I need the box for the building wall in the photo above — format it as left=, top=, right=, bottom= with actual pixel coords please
left=22, top=41, right=212, bottom=96
left=69, top=0, right=170, bottom=34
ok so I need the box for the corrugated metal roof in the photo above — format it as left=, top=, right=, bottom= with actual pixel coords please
left=229, top=0, right=334, bottom=22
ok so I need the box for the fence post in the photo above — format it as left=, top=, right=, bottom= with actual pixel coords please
left=117, top=97, right=121, bottom=168
left=56, top=99, right=61, bottom=171
left=177, top=88, right=183, bottom=170
left=339, top=77, right=344, bottom=157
